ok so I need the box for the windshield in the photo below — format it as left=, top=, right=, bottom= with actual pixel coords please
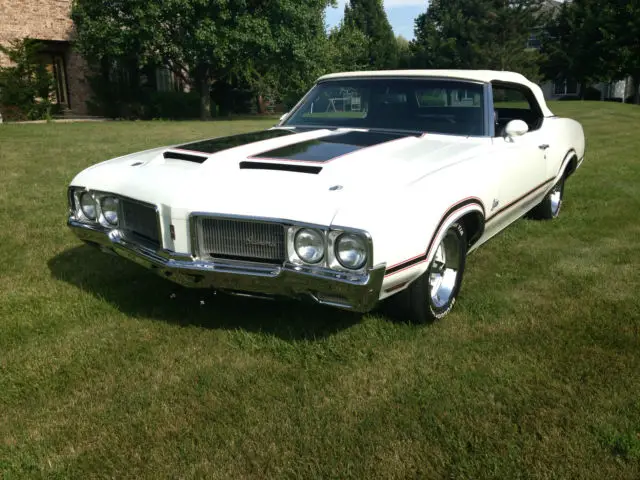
left=283, top=78, right=486, bottom=136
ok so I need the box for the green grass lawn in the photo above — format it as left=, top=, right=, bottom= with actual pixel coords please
left=0, top=104, right=639, bottom=479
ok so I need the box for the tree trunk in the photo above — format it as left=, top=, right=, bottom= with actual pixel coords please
left=633, top=75, right=640, bottom=105
left=196, top=67, right=211, bottom=121
left=578, top=80, right=586, bottom=100
left=257, top=95, right=266, bottom=114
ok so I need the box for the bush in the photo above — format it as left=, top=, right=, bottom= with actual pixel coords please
left=584, top=86, right=602, bottom=101
left=145, top=91, right=200, bottom=119
left=0, top=39, right=55, bottom=121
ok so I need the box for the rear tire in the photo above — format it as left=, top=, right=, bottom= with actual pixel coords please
left=395, top=222, right=467, bottom=323
left=531, top=176, right=564, bottom=220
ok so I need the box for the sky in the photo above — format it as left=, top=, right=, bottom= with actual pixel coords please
left=325, top=0, right=427, bottom=40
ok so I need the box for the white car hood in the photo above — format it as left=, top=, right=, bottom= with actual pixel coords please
left=72, top=128, right=488, bottom=226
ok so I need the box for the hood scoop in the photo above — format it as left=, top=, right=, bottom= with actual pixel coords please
left=239, top=161, right=322, bottom=175
left=164, top=151, right=208, bottom=163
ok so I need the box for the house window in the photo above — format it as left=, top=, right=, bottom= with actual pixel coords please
left=554, top=78, right=578, bottom=96
left=156, top=67, right=174, bottom=92
left=527, top=34, right=541, bottom=50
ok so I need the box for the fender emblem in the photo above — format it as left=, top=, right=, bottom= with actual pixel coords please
left=492, top=199, right=500, bottom=211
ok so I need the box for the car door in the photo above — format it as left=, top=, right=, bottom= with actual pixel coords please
left=488, top=82, right=548, bottom=229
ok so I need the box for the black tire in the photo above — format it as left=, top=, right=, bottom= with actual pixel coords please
left=530, top=176, right=565, bottom=220
left=393, top=222, right=467, bottom=323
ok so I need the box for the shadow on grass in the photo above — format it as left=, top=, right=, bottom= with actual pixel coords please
left=48, top=245, right=362, bottom=341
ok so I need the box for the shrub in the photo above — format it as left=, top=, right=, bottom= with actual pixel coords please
left=0, top=39, right=54, bottom=121
left=584, top=86, right=602, bottom=101
left=145, top=91, right=201, bottom=119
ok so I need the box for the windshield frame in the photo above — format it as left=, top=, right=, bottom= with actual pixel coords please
left=280, top=76, right=494, bottom=138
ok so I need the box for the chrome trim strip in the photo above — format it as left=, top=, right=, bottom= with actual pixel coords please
left=68, top=219, right=384, bottom=312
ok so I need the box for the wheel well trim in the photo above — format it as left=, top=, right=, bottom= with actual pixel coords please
left=561, top=149, right=579, bottom=179
left=385, top=197, right=485, bottom=277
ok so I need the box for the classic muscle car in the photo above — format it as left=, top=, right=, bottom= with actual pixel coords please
left=67, top=70, right=585, bottom=322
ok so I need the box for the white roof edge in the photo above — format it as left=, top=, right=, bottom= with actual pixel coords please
left=316, top=70, right=554, bottom=117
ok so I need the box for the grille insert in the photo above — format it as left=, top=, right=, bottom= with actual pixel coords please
left=121, top=200, right=160, bottom=246
left=196, top=218, right=286, bottom=264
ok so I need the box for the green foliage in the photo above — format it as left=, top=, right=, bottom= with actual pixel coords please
left=541, top=0, right=609, bottom=98
left=542, top=0, right=640, bottom=104
left=396, top=35, right=412, bottom=69
left=343, top=0, right=398, bottom=69
left=145, top=91, right=201, bottom=120
left=72, top=0, right=333, bottom=119
left=601, top=0, right=640, bottom=103
left=0, top=39, right=54, bottom=121
left=327, top=22, right=371, bottom=73
left=411, top=0, right=545, bottom=80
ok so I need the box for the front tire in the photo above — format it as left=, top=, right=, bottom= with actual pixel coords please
left=397, top=222, right=467, bottom=323
left=531, top=176, right=564, bottom=220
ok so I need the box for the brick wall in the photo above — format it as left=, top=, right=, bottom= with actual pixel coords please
left=0, top=0, right=91, bottom=114
left=0, top=0, right=74, bottom=55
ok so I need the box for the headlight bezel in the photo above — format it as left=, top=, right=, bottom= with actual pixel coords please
left=69, top=188, right=122, bottom=228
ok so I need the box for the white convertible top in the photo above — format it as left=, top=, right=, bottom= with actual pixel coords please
left=318, top=69, right=554, bottom=117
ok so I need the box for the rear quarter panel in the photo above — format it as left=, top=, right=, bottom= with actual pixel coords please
left=542, top=117, right=586, bottom=179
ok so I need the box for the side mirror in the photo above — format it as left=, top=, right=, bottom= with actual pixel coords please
left=504, top=119, right=529, bottom=138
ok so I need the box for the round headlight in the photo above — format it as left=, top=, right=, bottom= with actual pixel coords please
left=335, top=233, right=368, bottom=270
left=101, top=196, right=119, bottom=225
left=294, top=229, right=325, bottom=264
left=80, top=192, right=97, bottom=220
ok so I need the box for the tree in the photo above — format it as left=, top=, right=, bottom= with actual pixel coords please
left=343, top=0, right=398, bottom=69
left=411, top=0, right=545, bottom=80
left=396, top=35, right=412, bottom=69
left=72, top=0, right=333, bottom=119
left=541, top=0, right=610, bottom=99
left=602, top=0, right=640, bottom=104
left=327, top=22, right=370, bottom=73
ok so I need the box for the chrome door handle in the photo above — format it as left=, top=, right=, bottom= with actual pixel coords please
left=539, top=144, right=550, bottom=150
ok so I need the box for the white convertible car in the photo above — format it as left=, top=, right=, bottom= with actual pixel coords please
left=68, top=70, right=585, bottom=322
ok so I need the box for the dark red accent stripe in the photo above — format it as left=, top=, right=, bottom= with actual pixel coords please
left=485, top=177, right=555, bottom=222
left=385, top=197, right=484, bottom=277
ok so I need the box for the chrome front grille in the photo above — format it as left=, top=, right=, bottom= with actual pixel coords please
left=196, top=217, right=286, bottom=264
left=121, top=199, right=160, bottom=246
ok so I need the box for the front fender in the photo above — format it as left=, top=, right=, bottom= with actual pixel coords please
left=331, top=169, right=488, bottom=298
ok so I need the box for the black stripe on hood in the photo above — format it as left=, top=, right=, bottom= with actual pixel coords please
left=251, top=131, right=411, bottom=163
left=177, top=129, right=295, bottom=154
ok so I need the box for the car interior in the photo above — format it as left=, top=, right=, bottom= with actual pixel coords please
left=492, top=84, right=544, bottom=136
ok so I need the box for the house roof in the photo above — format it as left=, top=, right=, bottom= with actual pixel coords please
left=317, top=70, right=554, bottom=116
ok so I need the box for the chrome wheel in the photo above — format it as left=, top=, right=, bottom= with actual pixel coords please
left=428, top=230, right=463, bottom=309
left=549, top=181, right=563, bottom=217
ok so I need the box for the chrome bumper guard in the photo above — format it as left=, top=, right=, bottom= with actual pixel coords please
left=68, top=219, right=385, bottom=312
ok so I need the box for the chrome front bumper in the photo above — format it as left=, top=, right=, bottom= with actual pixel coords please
left=68, top=219, right=385, bottom=312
